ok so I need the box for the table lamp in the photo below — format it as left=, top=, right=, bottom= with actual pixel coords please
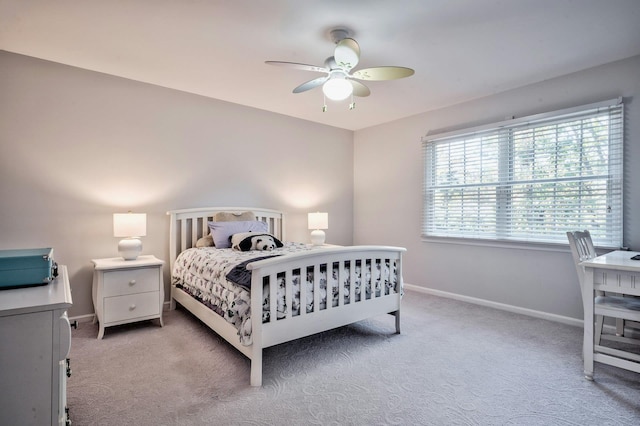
left=308, top=212, right=328, bottom=246
left=113, top=212, right=147, bottom=260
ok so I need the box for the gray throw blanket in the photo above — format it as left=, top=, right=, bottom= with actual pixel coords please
left=225, top=254, right=282, bottom=290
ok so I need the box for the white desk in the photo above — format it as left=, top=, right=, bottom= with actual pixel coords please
left=580, top=250, right=640, bottom=379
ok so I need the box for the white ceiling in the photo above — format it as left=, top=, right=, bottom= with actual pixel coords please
left=2, top=0, right=640, bottom=131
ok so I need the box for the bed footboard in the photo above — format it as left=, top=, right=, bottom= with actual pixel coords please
left=247, top=245, right=405, bottom=386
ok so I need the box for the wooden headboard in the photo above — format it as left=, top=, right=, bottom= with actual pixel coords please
left=166, top=207, right=285, bottom=271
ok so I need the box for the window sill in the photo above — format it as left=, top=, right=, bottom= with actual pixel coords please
left=421, top=235, right=619, bottom=254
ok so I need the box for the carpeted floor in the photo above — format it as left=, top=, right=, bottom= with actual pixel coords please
left=67, top=291, right=640, bottom=425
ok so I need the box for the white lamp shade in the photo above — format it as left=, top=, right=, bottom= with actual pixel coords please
left=113, top=213, right=147, bottom=237
left=308, top=212, right=328, bottom=230
left=322, top=78, right=353, bottom=101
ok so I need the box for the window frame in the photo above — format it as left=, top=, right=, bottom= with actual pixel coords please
left=422, top=98, right=624, bottom=249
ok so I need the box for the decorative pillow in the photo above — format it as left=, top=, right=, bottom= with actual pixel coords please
left=231, top=232, right=284, bottom=252
left=195, top=234, right=214, bottom=248
left=208, top=220, right=268, bottom=248
left=194, top=211, right=256, bottom=248
left=214, top=211, right=255, bottom=222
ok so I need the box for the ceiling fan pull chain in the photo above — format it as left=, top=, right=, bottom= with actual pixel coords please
left=349, top=93, right=355, bottom=110
left=322, top=93, right=328, bottom=112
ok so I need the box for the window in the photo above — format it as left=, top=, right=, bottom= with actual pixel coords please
left=422, top=99, right=623, bottom=248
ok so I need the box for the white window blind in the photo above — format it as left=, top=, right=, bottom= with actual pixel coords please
left=422, top=99, right=623, bottom=247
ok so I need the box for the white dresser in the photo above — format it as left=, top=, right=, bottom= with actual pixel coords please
left=0, top=265, right=73, bottom=426
left=91, top=255, right=164, bottom=339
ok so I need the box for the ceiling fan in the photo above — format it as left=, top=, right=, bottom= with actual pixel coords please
left=266, top=29, right=415, bottom=110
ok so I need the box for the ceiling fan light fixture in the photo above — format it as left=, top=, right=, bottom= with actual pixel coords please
left=266, top=27, right=414, bottom=106
left=322, top=78, right=353, bottom=101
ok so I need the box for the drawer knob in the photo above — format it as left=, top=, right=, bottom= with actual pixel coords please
left=129, top=280, right=136, bottom=286
left=129, top=304, right=136, bottom=311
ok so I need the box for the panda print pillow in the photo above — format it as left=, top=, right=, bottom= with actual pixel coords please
left=230, top=232, right=284, bottom=252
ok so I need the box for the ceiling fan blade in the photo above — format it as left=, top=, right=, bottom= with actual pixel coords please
left=265, top=61, right=328, bottom=73
left=351, top=66, right=415, bottom=81
left=293, top=76, right=329, bottom=93
left=334, top=38, right=360, bottom=71
left=350, top=80, right=370, bottom=97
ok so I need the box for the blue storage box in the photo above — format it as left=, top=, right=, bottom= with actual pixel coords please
left=0, top=248, right=57, bottom=290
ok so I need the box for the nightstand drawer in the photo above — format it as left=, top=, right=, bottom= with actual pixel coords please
left=103, top=267, right=160, bottom=297
left=103, top=291, right=160, bottom=323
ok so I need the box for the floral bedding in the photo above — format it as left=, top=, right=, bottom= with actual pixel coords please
left=171, top=243, right=399, bottom=346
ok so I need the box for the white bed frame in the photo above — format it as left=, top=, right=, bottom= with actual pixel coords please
left=167, top=207, right=405, bottom=386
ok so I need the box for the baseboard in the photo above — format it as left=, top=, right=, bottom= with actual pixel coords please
left=404, top=283, right=583, bottom=327
left=68, top=313, right=95, bottom=323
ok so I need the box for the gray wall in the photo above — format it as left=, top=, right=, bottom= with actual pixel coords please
left=2, top=49, right=638, bottom=324
left=353, top=55, right=640, bottom=322
left=0, top=51, right=354, bottom=317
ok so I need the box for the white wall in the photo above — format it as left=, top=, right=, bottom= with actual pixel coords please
left=354, top=55, right=640, bottom=321
left=0, top=51, right=354, bottom=317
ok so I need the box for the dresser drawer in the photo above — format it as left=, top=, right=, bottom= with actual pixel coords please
left=103, top=291, right=160, bottom=323
left=103, top=267, right=159, bottom=297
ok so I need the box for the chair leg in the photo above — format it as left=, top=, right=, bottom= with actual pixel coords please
left=616, top=318, right=624, bottom=336
left=595, top=315, right=604, bottom=345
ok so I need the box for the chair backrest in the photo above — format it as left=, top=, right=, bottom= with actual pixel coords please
left=566, top=230, right=596, bottom=288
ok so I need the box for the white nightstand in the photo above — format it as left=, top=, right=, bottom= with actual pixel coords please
left=91, top=255, right=164, bottom=339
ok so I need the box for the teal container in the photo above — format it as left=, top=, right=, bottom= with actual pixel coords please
left=0, top=248, right=56, bottom=289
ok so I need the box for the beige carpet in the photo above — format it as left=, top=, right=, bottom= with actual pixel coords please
left=67, top=291, right=640, bottom=425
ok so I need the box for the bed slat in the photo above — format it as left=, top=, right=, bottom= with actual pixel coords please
left=338, top=261, right=345, bottom=307
left=349, top=259, right=356, bottom=305
left=313, top=263, right=321, bottom=313
left=299, top=267, right=307, bottom=317
left=285, top=270, right=293, bottom=319
left=180, top=221, right=188, bottom=254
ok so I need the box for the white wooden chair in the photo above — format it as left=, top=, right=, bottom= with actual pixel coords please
left=567, top=230, right=640, bottom=346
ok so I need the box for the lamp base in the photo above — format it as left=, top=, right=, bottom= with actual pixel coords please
left=310, top=229, right=326, bottom=246
left=118, top=238, right=142, bottom=260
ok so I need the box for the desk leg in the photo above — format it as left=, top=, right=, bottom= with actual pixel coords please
left=582, top=268, right=595, bottom=380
